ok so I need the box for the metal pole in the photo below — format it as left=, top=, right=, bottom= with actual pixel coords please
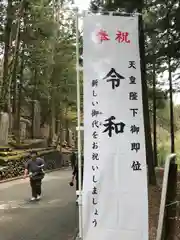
left=152, top=41, right=157, bottom=166
left=75, top=9, right=83, bottom=239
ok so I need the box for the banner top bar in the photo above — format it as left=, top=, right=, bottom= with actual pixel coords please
left=80, top=10, right=142, bottom=17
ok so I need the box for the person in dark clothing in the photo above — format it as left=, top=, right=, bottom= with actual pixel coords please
left=70, top=156, right=84, bottom=202
left=70, top=151, right=77, bottom=170
left=24, top=151, right=45, bottom=201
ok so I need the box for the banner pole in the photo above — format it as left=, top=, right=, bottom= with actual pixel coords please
left=75, top=8, right=83, bottom=239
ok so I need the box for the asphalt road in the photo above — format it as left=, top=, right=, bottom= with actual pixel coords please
left=0, top=168, right=78, bottom=240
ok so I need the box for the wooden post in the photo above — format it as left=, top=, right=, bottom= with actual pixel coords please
left=164, top=161, right=177, bottom=239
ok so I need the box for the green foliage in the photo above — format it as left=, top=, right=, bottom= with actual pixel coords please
left=90, top=0, right=142, bottom=12
left=157, top=141, right=169, bottom=167
left=157, top=131, right=180, bottom=168
left=0, top=0, right=77, bottom=136
left=156, top=103, right=180, bottom=166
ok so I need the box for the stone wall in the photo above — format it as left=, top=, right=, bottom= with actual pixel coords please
left=0, top=150, right=71, bottom=181
left=0, top=112, right=9, bottom=146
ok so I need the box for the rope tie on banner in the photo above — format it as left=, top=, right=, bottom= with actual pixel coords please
left=166, top=201, right=179, bottom=207
left=80, top=10, right=142, bottom=18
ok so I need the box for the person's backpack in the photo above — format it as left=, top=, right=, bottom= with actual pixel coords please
left=30, top=171, right=45, bottom=180
left=30, top=159, right=45, bottom=180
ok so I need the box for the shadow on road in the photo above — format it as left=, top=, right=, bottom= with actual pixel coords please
left=0, top=169, right=78, bottom=240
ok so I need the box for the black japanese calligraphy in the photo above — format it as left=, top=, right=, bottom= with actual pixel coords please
left=92, top=187, right=98, bottom=195
left=129, top=92, right=138, bottom=100
left=103, top=68, right=125, bottom=89
left=92, top=79, right=98, bottom=87
left=92, top=101, right=98, bottom=106
left=131, top=142, right=140, bottom=152
left=129, top=61, right=136, bottom=69
left=92, top=198, right=97, bottom=205
left=93, top=175, right=97, bottom=183
left=129, top=76, right=136, bottom=84
left=130, top=108, right=138, bottom=117
left=92, top=131, right=98, bottom=139
left=92, top=219, right=97, bottom=227
left=93, top=90, right=97, bottom=97
left=103, top=116, right=125, bottom=137
left=130, top=125, right=140, bottom=134
left=131, top=161, right=142, bottom=171
left=92, top=120, right=100, bottom=128
left=92, top=142, right=98, bottom=149
left=92, top=152, right=99, bottom=160
left=92, top=109, right=102, bottom=117
left=92, top=166, right=99, bottom=171
left=95, top=209, right=98, bottom=215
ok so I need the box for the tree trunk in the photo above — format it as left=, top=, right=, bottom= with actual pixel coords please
left=65, top=119, right=69, bottom=145
left=31, top=69, right=38, bottom=139
left=168, top=55, right=175, bottom=153
left=64, top=105, right=70, bottom=145
left=48, top=66, right=56, bottom=145
left=16, top=45, right=25, bottom=143
left=138, top=2, right=156, bottom=185
left=152, top=34, right=158, bottom=167
left=55, top=120, right=63, bottom=153
left=0, top=0, right=13, bottom=111
left=55, top=109, right=63, bottom=152
left=48, top=0, right=60, bottom=146
left=12, top=26, right=21, bottom=115
left=166, top=6, right=175, bottom=153
left=8, top=18, right=21, bottom=134
left=7, top=1, right=24, bottom=134
left=11, top=20, right=21, bottom=137
left=49, top=85, right=56, bottom=145
left=152, top=56, right=157, bottom=167
left=15, top=2, right=27, bottom=143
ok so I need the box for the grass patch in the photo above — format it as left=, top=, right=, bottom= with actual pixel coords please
left=157, top=128, right=180, bottom=167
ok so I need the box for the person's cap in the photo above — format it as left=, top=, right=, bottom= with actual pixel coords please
left=30, top=150, right=38, bottom=155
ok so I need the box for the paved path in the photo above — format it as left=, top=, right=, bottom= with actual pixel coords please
left=0, top=168, right=78, bottom=240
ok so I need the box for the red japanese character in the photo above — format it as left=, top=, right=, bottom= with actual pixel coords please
left=115, top=31, right=130, bottom=43
left=97, top=29, right=110, bottom=43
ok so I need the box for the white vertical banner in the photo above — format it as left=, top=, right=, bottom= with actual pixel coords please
left=83, top=15, right=148, bottom=240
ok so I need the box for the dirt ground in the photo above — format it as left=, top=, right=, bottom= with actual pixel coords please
left=149, top=185, right=161, bottom=240
left=149, top=169, right=180, bottom=240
